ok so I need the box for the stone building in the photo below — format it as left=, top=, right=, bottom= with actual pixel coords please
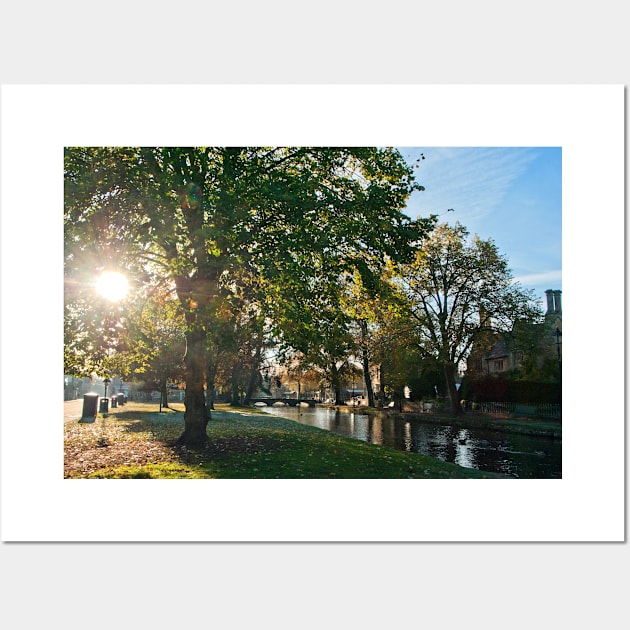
left=466, top=289, right=562, bottom=378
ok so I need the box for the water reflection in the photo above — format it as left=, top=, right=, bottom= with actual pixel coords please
left=262, top=405, right=561, bottom=478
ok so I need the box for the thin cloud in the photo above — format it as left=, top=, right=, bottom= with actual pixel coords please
left=406, top=147, right=539, bottom=222
left=513, top=270, right=562, bottom=288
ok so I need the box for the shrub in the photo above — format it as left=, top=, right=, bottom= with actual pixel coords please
left=462, top=375, right=560, bottom=404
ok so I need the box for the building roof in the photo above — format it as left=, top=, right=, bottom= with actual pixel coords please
left=484, top=338, right=509, bottom=360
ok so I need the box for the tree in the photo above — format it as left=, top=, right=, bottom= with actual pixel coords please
left=110, top=287, right=187, bottom=408
left=340, top=270, right=382, bottom=407
left=65, top=147, right=431, bottom=446
left=275, top=283, right=358, bottom=405
left=342, top=263, right=424, bottom=408
left=369, top=301, right=424, bottom=408
left=399, top=222, right=542, bottom=415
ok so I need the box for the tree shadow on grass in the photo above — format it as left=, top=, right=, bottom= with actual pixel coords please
left=105, top=407, right=284, bottom=467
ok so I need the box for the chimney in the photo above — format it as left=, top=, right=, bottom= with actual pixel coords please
left=553, top=290, right=562, bottom=314
left=545, top=290, right=555, bottom=314
left=479, top=306, right=492, bottom=329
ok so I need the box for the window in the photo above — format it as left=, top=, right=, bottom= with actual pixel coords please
left=493, top=360, right=504, bottom=371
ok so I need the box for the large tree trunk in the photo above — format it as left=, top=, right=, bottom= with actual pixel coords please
left=206, top=388, right=215, bottom=411
left=178, top=325, right=209, bottom=447
left=160, top=376, right=169, bottom=410
left=360, top=321, right=375, bottom=407
left=443, top=361, right=463, bottom=416
left=376, top=364, right=385, bottom=407
left=363, top=363, right=375, bottom=407
left=243, top=346, right=262, bottom=405
left=206, top=378, right=214, bottom=411
left=331, top=363, right=343, bottom=405
left=230, top=363, right=243, bottom=406
left=206, top=363, right=216, bottom=410
left=243, top=364, right=259, bottom=405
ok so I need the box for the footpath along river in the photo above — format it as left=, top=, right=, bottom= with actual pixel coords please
left=262, top=405, right=561, bottom=478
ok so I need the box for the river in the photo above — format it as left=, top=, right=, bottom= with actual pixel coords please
left=262, top=404, right=561, bottom=478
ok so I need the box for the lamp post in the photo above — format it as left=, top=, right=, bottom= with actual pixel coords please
left=98, top=377, right=111, bottom=418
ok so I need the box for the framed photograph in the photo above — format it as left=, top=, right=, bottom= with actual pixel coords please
left=0, top=84, right=624, bottom=542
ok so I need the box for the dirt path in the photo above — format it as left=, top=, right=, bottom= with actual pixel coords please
left=64, top=398, right=85, bottom=422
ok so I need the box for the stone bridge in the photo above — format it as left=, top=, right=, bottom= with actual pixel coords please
left=250, top=398, right=318, bottom=407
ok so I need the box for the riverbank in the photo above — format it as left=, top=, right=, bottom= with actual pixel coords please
left=64, top=402, right=504, bottom=479
left=325, top=404, right=562, bottom=439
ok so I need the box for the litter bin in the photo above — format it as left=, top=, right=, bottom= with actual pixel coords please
left=99, top=397, right=109, bottom=414
left=81, top=393, right=99, bottom=419
left=117, top=393, right=125, bottom=406
left=111, top=396, right=117, bottom=408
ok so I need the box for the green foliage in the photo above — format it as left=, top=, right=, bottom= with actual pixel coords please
left=64, top=147, right=432, bottom=442
left=63, top=296, right=129, bottom=377
left=65, top=146, right=431, bottom=319
left=402, top=222, right=542, bottom=361
left=120, top=288, right=186, bottom=386
left=502, top=320, right=562, bottom=382
left=407, top=361, right=444, bottom=400
left=398, top=222, right=543, bottom=413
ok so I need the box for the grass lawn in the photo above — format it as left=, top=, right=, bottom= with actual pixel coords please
left=64, top=402, right=505, bottom=479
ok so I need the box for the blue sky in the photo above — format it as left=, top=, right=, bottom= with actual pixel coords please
left=397, top=147, right=562, bottom=310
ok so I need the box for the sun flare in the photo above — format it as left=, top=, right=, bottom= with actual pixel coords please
left=95, top=271, right=129, bottom=302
